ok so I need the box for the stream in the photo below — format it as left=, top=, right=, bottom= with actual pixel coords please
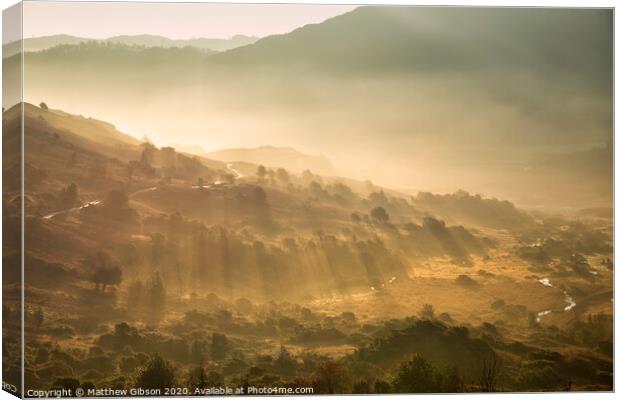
left=536, top=277, right=576, bottom=322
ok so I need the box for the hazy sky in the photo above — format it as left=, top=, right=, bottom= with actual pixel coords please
left=22, top=1, right=356, bottom=40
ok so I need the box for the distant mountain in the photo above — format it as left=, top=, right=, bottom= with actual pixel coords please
left=3, top=35, right=87, bottom=58
left=209, top=6, right=611, bottom=84
left=2, top=33, right=258, bottom=58
left=3, top=6, right=611, bottom=208
left=207, top=146, right=337, bottom=176
left=104, top=34, right=258, bottom=52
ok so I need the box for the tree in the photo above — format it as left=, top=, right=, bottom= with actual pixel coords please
left=39, top=102, right=48, bottom=111
left=374, top=380, right=392, bottom=393
left=370, top=206, right=390, bottom=223
left=234, top=298, right=253, bottom=314
left=352, top=380, right=371, bottom=394
left=186, top=367, right=224, bottom=390
left=274, top=345, right=297, bottom=375
left=210, top=333, right=229, bottom=360
left=478, top=352, right=501, bottom=392
left=186, top=366, right=208, bottom=391
left=276, top=168, right=290, bottom=184
left=419, top=304, right=435, bottom=320
left=92, top=265, right=122, bottom=293
left=256, top=165, right=267, bottom=179
left=313, top=360, right=348, bottom=394
left=89, top=252, right=122, bottom=293
left=135, top=354, right=175, bottom=390
left=393, top=355, right=440, bottom=393
left=140, top=142, right=157, bottom=166
left=146, top=273, right=166, bottom=326
left=189, top=340, right=208, bottom=364
left=301, top=169, right=316, bottom=184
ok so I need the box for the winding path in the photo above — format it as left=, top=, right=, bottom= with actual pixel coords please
left=44, top=164, right=242, bottom=219
left=42, top=186, right=157, bottom=220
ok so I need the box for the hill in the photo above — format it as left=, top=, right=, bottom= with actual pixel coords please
left=2, top=33, right=258, bottom=58
left=3, top=34, right=87, bottom=58
left=105, top=34, right=258, bottom=52
left=3, top=104, right=613, bottom=394
left=3, top=6, right=612, bottom=209
left=207, top=145, right=337, bottom=175
left=209, top=6, right=611, bottom=83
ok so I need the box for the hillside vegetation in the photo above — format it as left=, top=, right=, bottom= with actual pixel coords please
left=2, top=103, right=613, bottom=393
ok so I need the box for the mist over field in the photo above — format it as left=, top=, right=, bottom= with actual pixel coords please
left=2, top=4, right=613, bottom=396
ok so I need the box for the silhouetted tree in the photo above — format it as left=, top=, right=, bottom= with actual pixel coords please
left=478, top=352, right=501, bottom=392
left=186, top=367, right=224, bottom=391
left=39, top=102, right=48, bottom=111
left=189, top=340, right=208, bottom=364
left=352, top=380, right=371, bottom=394
left=374, top=379, right=392, bottom=393
left=234, top=298, right=253, bottom=314
left=92, top=265, right=122, bottom=293
left=393, top=355, right=440, bottom=393
left=419, top=304, right=435, bottom=320
left=256, top=165, right=267, bottom=179
left=135, top=354, right=175, bottom=390
left=370, top=206, right=390, bottom=223
left=313, top=360, right=348, bottom=394
left=89, top=252, right=122, bottom=293
left=140, top=142, right=157, bottom=167
left=210, top=333, right=229, bottom=360
left=274, top=345, right=297, bottom=375
left=146, top=273, right=166, bottom=325
left=276, top=168, right=290, bottom=184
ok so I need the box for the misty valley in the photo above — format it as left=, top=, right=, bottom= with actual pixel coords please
left=2, top=102, right=612, bottom=394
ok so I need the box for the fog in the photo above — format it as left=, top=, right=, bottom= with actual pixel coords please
left=5, top=6, right=612, bottom=206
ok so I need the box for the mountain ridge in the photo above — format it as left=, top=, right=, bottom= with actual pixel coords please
left=2, top=33, right=259, bottom=58
left=207, top=145, right=338, bottom=176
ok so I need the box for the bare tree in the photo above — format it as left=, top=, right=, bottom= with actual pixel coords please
left=478, top=352, right=501, bottom=392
